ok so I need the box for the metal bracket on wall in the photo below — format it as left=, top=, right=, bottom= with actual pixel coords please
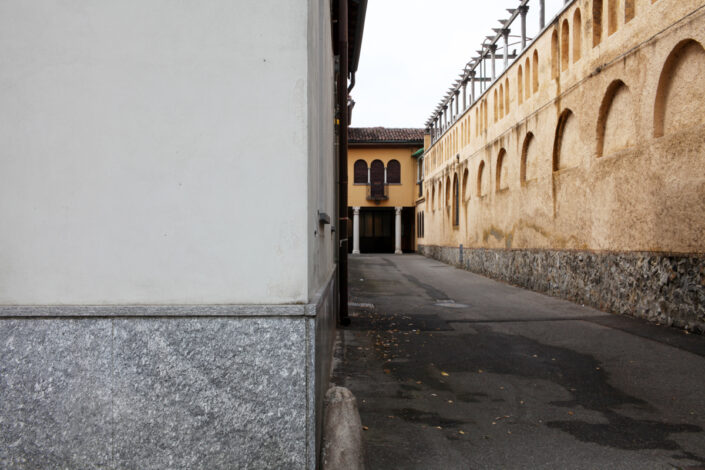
left=318, top=211, right=331, bottom=225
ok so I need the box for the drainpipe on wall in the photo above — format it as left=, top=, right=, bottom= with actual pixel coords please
left=338, top=0, right=350, bottom=326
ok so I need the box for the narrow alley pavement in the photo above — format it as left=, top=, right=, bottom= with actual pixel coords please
left=332, top=254, right=705, bottom=470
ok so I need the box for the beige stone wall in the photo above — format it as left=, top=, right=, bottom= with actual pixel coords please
left=422, top=0, right=705, bottom=255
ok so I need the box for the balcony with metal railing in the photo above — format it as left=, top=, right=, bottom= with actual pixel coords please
left=366, top=181, right=389, bottom=201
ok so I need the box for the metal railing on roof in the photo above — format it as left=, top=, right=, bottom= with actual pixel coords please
left=425, top=0, right=574, bottom=144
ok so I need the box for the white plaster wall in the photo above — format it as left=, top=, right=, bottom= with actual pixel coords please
left=306, top=0, right=338, bottom=297
left=0, top=0, right=311, bottom=304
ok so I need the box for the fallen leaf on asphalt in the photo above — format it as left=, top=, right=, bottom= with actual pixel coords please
left=416, top=381, right=422, bottom=384
left=431, top=393, right=438, bottom=397
left=435, top=426, right=442, bottom=430
left=448, top=400, right=454, bottom=404
left=383, top=369, right=391, bottom=374
left=568, top=411, right=574, bottom=416
left=441, top=371, right=449, bottom=377
left=363, top=426, right=369, bottom=431
left=532, top=354, right=538, bottom=358
left=459, top=430, right=465, bottom=435
left=478, top=369, right=484, bottom=374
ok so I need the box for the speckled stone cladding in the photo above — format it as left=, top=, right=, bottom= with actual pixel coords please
left=0, top=273, right=338, bottom=469
left=418, top=245, right=705, bottom=334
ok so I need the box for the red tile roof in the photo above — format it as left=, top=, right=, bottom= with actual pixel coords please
left=349, top=127, right=424, bottom=144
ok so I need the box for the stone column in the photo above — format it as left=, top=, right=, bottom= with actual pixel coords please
left=490, top=44, right=497, bottom=81
left=352, top=207, right=360, bottom=254
left=394, top=207, right=402, bottom=255
left=519, top=5, right=529, bottom=50
left=470, top=72, right=476, bottom=103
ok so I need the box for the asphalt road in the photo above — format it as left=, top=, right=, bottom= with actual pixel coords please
left=331, top=254, right=705, bottom=470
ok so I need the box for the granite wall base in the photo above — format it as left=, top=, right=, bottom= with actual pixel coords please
left=0, top=271, right=338, bottom=470
left=418, top=245, right=705, bottom=334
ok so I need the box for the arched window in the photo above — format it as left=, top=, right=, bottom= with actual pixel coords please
left=593, top=0, right=603, bottom=47
left=518, top=65, right=524, bottom=104
left=551, top=30, right=560, bottom=79
left=533, top=50, right=539, bottom=93
left=573, top=9, right=582, bottom=63
left=561, top=20, right=570, bottom=72
left=370, top=160, right=385, bottom=198
left=445, top=176, right=451, bottom=208
left=499, top=84, right=505, bottom=118
left=525, top=58, right=531, bottom=100
left=625, top=0, right=635, bottom=23
left=608, top=0, right=618, bottom=35
left=353, top=159, right=368, bottom=184
left=387, top=159, right=401, bottom=184
left=494, top=89, right=499, bottom=122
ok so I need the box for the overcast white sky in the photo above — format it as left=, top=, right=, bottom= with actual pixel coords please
left=351, top=0, right=566, bottom=128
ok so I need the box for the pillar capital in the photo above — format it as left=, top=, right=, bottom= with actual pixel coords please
left=394, top=206, right=403, bottom=216
left=352, top=206, right=361, bottom=215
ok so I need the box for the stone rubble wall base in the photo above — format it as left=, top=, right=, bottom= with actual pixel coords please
left=418, top=245, right=705, bottom=334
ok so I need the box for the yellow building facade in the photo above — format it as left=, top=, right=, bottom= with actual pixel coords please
left=419, top=0, right=705, bottom=332
left=348, top=128, right=424, bottom=254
